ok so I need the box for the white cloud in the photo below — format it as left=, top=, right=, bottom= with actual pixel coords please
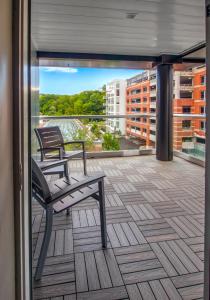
left=41, top=67, right=78, bottom=73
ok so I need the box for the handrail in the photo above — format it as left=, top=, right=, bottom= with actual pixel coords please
left=32, top=113, right=206, bottom=120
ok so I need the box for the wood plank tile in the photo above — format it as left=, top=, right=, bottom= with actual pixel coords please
left=120, top=259, right=161, bottom=274
left=126, top=284, right=142, bottom=300
left=54, top=230, right=64, bottom=256
left=172, top=272, right=204, bottom=288
left=159, top=241, right=188, bottom=275
left=75, top=253, right=88, bottom=292
left=77, top=286, right=128, bottom=300
left=113, top=223, right=129, bottom=246
left=149, top=280, right=169, bottom=300
left=33, top=282, right=75, bottom=300
left=94, top=250, right=112, bottom=288
left=85, top=252, right=100, bottom=290
left=104, top=249, right=123, bottom=286
left=150, top=243, right=177, bottom=277
left=123, top=268, right=167, bottom=285
left=160, top=278, right=182, bottom=300
left=64, top=229, right=73, bottom=254
left=116, top=250, right=156, bottom=264
left=138, top=282, right=155, bottom=300
left=178, top=284, right=203, bottom=300
left=107, top=224, right=121, bottom=248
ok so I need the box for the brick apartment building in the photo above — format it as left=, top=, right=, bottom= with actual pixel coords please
left=126, top=66, right=206, bottom=157
left=126, top=70, right=157, bottom=148
left=126, top=71, right=156, bottom=147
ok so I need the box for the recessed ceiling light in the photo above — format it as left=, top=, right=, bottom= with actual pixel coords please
left=126, top=12, right=138, bottom=19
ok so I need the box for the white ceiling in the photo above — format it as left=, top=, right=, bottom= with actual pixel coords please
left=31, top=0, right=205, bottom=56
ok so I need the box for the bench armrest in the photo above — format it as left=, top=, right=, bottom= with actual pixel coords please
left=38, top=147, right=64, bottom=159
left=38, top=159, right=68, bottom=171
left=51, top=173, right=105, bottom=203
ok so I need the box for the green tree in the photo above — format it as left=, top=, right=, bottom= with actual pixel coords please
left=39, top=90, right=105, bottom=116
left=102, top=133, right=120, bottom=151
left=91, top=123, right=101, bottom=139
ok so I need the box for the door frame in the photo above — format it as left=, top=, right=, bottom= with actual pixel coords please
left=13, top=0, right=32, bottom=298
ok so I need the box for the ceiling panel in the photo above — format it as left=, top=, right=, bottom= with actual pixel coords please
left=32, top=0, right=205, bottom=56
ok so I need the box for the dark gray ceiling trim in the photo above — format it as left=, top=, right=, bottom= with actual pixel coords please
left=37, top=51, right=158, bottom=62
left=178, top=42, right=206, bottom=58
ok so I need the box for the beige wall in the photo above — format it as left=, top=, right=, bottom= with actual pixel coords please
left=0, top=0, right=15, bottom=299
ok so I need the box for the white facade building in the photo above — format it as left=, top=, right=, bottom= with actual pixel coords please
left=106, top=79, right=126, bottom=134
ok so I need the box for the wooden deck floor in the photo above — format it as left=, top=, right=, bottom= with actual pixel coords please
left=32, top=156, right=204, bottom=300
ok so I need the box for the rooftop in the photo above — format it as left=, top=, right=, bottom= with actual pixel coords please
left=32, top=155, right=204, bottom=300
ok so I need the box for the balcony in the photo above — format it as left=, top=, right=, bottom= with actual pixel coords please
left=149, top=134, right=156, bottom=142
left=150, top=89, right=156, bottom=97
left=179, top=84, right=193, bottom=91
left=32, top=155, right=204, bottom=299
left=150, top=102, right=156, bottom=109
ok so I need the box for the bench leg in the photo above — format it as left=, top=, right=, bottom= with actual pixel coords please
left=64, top=161, right=69, bottom=179
left=82, top=145, right=87, bottom=175
left=64, top=163, right=70, bottom=215
left=99, top=180, right=107, bottom=248
left=35, top=206, right=53, bottom=281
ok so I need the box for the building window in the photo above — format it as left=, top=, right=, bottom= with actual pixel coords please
left=182, top=120, right=191, bottom=129
left=182, top=137, right=192, bottom=142
left=132, top=108, right=140, bottom=113
left=201, top=75, right=205, bottom=85
left=200, top=106, right=205, bottom=114
left=143, top=108, right=147, bottom=113
left=200, top=121, right=205, bottom=130
left=143, top=87, right=147, bottom=92
left=116, top=89, right=120, bottom=96
left=150, top=108, right=156, bottom=113
left=180, top=91, right=192, bottom=99
left=150, top=130, right=156, bottom=135
left=150, top=85, right=156, bottom=91
left=182, top=106, right=191, bottom=113
left=196, top=137, right=205, bottom=144
left=180, top=76, right=192, bottom=86
left=201, top=90, right=205, bottom=100
left=131, top=89, right=141, bottom=94
left=150, top=96, right=156, bottom=102
left=131, top=98, right=140, bottom=103
left=143, top=128, right=147, bottom=133
left=143, top=97, right=147, bottom=102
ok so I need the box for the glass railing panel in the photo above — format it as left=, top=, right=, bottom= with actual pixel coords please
left=173, top=114, right=206, bottom=161
left=37, top=114, right=156, bottom=154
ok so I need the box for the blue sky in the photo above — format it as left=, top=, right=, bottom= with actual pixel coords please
left=39, top=67, right=143, bottom=95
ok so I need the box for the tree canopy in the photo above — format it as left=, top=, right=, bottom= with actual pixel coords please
left=39, top=90, right=105, bottom=116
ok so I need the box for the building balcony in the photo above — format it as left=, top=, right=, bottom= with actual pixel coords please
left=32, top=155, right=204, bottom=299
left=150, top=102, right=156, bottom=109
left=179, top=84, right=193, bottom=91
left=150, top=90, right=157, bottom=97
left=150, top=78, right=156, bottom=86
left=150, top=124, right=156, bottom=131
left=149, top=134, right=156, bottom=142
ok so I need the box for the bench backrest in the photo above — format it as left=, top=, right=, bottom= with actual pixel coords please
left=35, top=126, right=64, bottom=160
left=32, top=158, right=52, bottom=205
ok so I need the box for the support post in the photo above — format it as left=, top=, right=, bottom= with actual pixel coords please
left=205, top=1, right=210, bottom=299
left=156, top=64, right=173, bottom=161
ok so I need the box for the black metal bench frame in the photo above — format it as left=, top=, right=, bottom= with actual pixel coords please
left=32, top=159, right=107, bottom=281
